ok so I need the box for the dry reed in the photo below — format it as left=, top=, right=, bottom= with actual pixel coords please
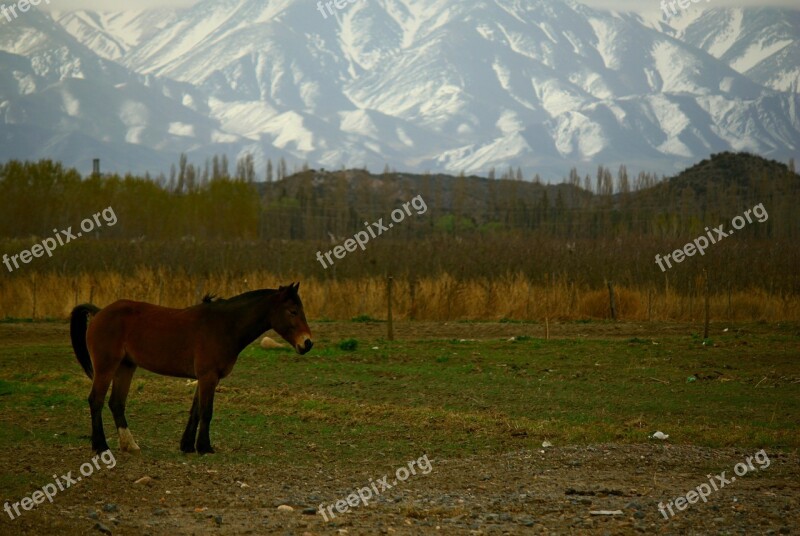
left=1, top=269, right=797, bottom=323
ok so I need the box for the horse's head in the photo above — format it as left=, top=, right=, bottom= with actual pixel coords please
left=271, top=282, right=313, bottom=355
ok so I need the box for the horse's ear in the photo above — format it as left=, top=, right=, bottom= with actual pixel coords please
left=280, top=283, right=298, bottom=296
left=293, top=282, right=300, bottom=292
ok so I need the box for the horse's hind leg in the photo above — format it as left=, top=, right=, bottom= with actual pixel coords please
left=180, top=388, right=200, bottom=453
left=88, top=372, right=113, bottom=453
left=196, top=373, right=220, bottom=455
left=109, top=360, right=140, bottom=453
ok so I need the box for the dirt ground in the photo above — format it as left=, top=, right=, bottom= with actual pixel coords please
left=2, top=442, right=798, bottom=535
left=1, top=321, right=798, bottom=535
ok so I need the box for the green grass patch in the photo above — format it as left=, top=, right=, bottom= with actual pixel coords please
left=338, top=338, right=359, bottom=351
left=351, top=315, right=380, bottom=323
left=0, top=326, right=797, bottom=473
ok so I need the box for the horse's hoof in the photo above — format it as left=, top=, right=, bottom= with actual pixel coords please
left=118, top=428, right=140, bottom=453
left=180, top=445, right=196, bottom=454
left=196, top=445, right=215, bottom=455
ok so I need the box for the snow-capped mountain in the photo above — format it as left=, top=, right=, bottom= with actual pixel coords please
left=677, top=8, right=800, bottom=93
left=0, top=0, right=797, bottom=179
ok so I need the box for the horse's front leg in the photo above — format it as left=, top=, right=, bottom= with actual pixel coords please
left=195, top=373, right=220, bottom=454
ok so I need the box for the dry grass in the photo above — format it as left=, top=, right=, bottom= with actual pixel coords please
left=1, top=269, right=798, bottom=322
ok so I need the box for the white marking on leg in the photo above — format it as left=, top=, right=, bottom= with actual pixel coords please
left=118, top=427, right=140, bottom=453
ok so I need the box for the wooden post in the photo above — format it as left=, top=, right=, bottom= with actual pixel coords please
left=359, top=278, right=367, bottom=312
left=446, top=277, right=455, bottom=320
left=727, top=284, right=732, bottom=319
left=570, top=281, right=577, bottom=317
left=409, top=277, right=416, bottom=321
left=703, top=269, right=710, bottom=340
left=31, top=275, right=37, bottom=320
left=525, top=278, right=531, bottom=319
left=544, top=273, right=550, bottom=340
left=387, top=276, right=394, bottom=341
left=607, top=280, right=617, bottom=321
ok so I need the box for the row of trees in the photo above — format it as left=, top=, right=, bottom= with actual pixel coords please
left=162, top=154, right=295, bottom=193
left=164, top=155, right=665, bottom=196
left=0, top=153, right=797, bottom=296
left=258, top=153, right=797, bottom=241
left=1, top=153, right=797, bottom=242
left=0, top=160, right=260, bottom=240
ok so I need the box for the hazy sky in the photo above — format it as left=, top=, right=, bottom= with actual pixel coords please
left=41, top=0, right=800, bottom=11
left=581, top=0, right=798, bottom=9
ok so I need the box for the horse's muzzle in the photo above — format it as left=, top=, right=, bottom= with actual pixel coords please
left=296, top=338, right=313, bottom=355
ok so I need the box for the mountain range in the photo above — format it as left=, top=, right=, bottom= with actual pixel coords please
left=0, top=0, right=797, bottom=180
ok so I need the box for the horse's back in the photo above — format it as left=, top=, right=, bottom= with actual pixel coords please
left=101, top=299, right=179, bottom=316
left=89, top=299, right=201, bottom=378
left=90, top=299, right=179, bottom=334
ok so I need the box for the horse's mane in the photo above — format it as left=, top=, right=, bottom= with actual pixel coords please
left=200, top=289, right=282, bottom=306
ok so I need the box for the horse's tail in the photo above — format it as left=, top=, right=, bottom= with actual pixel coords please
left=70, top=304, right=100, bottom=380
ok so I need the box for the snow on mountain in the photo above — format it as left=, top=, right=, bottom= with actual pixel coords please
left=0, top=0, right=797, bottom=179
left=0, top=9, right=247, bottom=172
left=54, top=10, right=176, bottom=62
left=677, top=8, right=800, bottom=93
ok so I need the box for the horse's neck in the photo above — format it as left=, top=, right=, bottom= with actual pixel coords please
left=229, top=293, right=275, bottom=351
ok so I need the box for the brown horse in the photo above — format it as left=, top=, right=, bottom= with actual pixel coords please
left=69, top=283, right=313, bottom=454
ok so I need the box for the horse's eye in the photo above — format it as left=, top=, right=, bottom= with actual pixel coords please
left=289, top=310, right=298, bottom=316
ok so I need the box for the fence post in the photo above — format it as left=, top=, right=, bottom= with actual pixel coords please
left=409, top=277, right=416, bottom=321
left=607, top=280, right=617, bottom=321
left=387, top=276, right=394, bottom=341
left=703, top=269, right=710, bottom=340
left=727, top=283, right=732, bottom=319
left=543, top=273, right=550, bottom=339
left=526, top=278, right=533, bottom=319
left=31, top=275, right=37, bottom=320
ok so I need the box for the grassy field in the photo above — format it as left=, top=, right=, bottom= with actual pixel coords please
left=0, top=320, right=798, bottom=534
left=1, top=321, right=797, bottom=491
